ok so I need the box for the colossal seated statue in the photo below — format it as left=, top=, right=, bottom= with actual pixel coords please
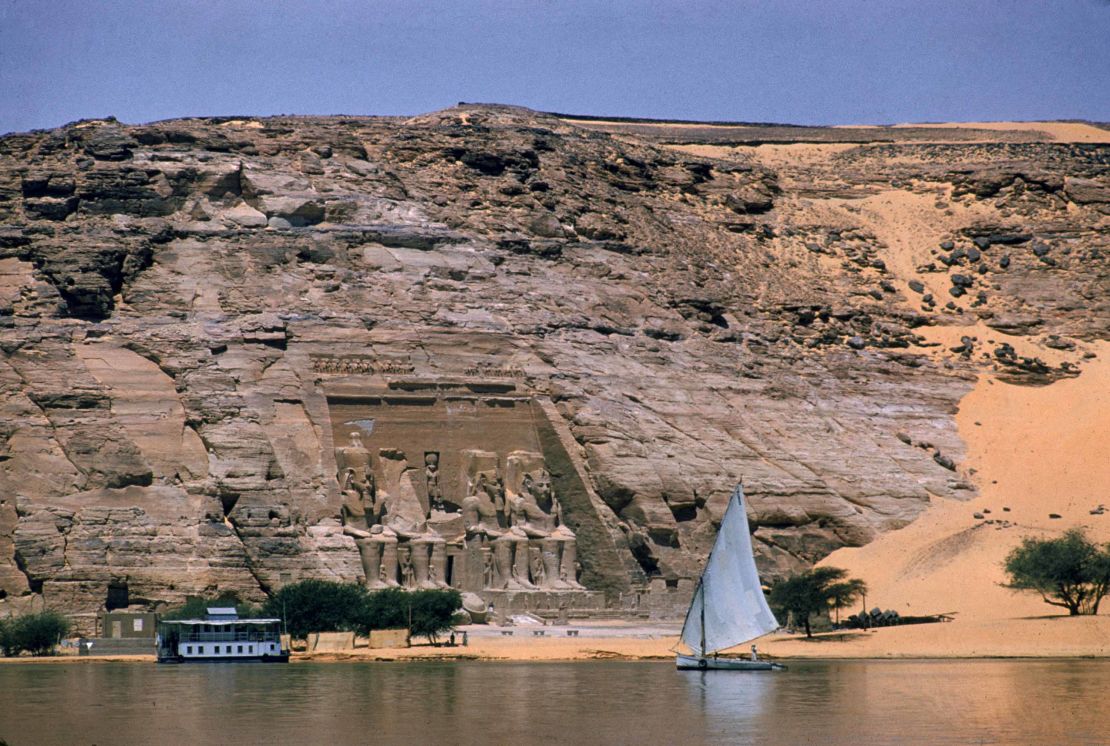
left=504, top=450, right=583, bottom=590
left=461, top=449, right=536, bottom=590
left=339, top=439, right=585, bottom=594
left=460, top=450, right=506, bottom=539
left=377, top=448, right=449, bottom=589
left=336, top=432, right=399, bottom=589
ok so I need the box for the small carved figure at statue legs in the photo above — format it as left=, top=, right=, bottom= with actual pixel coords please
left=356, top=537, right=385, bottom=590
left=541, top=538, right=564, bottom=589
left=560, top=540, right=586, bottom=590
left=529, top=544, right=547, bottom=588
left=398, top=545, right=415, bottom=589
left=493, top=537, right=517, bottom=589
left=511, top=536, right=537, bottom=590
left=381, top=540, right=400, bottom=587
left=481, top=546, right=496, bottom=589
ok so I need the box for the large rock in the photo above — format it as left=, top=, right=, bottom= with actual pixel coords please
left=0, top=107, right=1103, bottom=620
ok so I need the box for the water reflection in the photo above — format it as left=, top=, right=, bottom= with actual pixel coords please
left=1, top=660, right=1108, bottom=745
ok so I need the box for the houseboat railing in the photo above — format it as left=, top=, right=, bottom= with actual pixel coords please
left=171, top=630, right=281, bottom=643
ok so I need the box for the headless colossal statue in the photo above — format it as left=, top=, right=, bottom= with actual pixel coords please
left=337, top=435, right=448, bottom=589
left=337, top=432, right=399, bottom=589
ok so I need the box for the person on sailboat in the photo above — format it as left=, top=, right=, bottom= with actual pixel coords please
left=750, top=644, right=759, bottom=661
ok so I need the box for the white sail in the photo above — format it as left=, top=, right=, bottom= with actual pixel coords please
left=679, top=485, right=778, bottom=656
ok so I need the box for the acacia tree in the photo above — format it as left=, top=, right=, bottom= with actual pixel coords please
left=768, top=567, right=867, bottom=637
left=407, top=589, right=462, bottom=645
left=261, top=580, right=368, bottom=639
left=1004, top=530, right=1110, bottom=615
left=827, top=579, right=868, bottom=625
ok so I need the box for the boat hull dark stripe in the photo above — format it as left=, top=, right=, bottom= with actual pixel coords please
left=675, top=653, right=783, bottom=671
left=157, top=654, right=289, bottom=664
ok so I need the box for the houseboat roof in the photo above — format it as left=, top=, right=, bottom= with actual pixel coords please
left=162, top=618, right=283, bottom=626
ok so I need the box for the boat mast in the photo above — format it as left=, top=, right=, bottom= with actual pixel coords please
left=699, top=576, right=706, bottom=657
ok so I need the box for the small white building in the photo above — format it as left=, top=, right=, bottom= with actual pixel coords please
left=156, top=607, right=288, bottom=663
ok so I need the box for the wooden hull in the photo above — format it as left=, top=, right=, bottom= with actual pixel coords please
left=675, top=653, right=784, bottom=671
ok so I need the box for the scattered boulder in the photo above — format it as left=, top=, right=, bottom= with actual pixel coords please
left=933, top=452, right=956, bottom=471
left=1064, top=176, right=1110, bottom=205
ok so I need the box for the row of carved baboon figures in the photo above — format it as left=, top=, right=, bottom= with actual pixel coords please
left=312, top=357, right=415, bottom=375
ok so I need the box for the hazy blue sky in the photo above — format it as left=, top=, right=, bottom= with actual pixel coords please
left=2, top=0, right=1108, bottom=134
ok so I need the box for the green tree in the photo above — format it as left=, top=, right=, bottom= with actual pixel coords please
left=1003, top=529, right=1110, bottom=615
left=408, top=589, right=462, bottom=644
left=354, top=588, right=410, bottom=635
left=1, top=611, right=71, bottom=656
left=352, top=588, right=462, bottom=643
left=768, top=567, right=868, bottom=638
left=827, top=578, right=868, bottom=625
left=0, top=617, right=15, bottom=657
left=261, top=580, right=368, bottom=640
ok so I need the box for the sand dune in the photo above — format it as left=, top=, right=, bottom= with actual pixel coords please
left=892, top=121, right=1110, bottom=143
left=754, top=342, right=1110, bottom=657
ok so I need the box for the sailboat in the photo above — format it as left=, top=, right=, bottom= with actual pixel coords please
left=675, top=484, right=784, bottom=671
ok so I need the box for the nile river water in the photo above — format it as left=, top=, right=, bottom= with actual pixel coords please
left=1, top=660, right=1107, bottom=745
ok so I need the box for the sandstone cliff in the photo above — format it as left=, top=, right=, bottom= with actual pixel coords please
left=0, top=106, right=1105, bottom=622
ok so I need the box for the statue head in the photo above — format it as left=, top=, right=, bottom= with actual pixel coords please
left=349, top=431, right=365, bottom=449
left=425, top=452, right=439, bottom=468
left=523, top=469, right=553, bottom=507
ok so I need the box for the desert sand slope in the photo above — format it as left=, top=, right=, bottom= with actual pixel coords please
left=893, top=121, right=1110, bottom=144
left=761, top=341, right=1110, bottom=657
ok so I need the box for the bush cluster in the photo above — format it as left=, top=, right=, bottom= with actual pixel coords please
left=0, top=610, right=71, bottom=657
left=261, top=580, right=462, bottom=643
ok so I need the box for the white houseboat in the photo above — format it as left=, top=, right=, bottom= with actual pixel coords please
left=156, top=607, right=289, bottom=663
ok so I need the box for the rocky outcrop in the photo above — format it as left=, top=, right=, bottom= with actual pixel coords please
left=0, top=107, right=1105, bottom=623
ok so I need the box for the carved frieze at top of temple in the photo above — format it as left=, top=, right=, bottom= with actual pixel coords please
left=462, top=364, right=525, bottom=379
left=311, top=355, right=416, bottom=376
left=312, top=355, right=528, bottom=383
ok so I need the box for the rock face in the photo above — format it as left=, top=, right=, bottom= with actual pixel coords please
left=0, top=107, right=1105, bottom=625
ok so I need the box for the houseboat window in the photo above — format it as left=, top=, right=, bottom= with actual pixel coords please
left=237, top=645, right=243, bottom=653
left=226, top=645, right=232, bottom=653
left=185, top=645, right=191, bottom=654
